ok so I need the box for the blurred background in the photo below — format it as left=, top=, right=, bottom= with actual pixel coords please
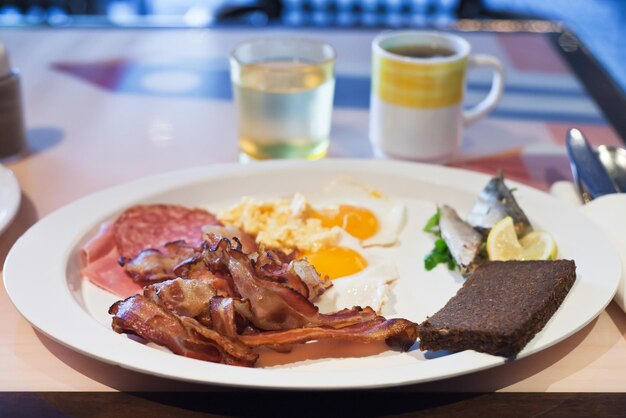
left=0, top=0, right=624, bottom=93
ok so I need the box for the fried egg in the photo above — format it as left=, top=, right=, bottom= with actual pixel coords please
left=215, top=178, right=403, bottom=313
left=303, top=230, right=398, bottom=314
left=307, top=177, right=406, bottom=247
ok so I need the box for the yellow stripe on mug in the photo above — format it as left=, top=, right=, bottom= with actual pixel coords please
left=369, top=31, right=505, bottom=162
left=373, top=55, right=468, bottom=108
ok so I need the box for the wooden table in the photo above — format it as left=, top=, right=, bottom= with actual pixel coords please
left=1, top=25, right=625, bottom=415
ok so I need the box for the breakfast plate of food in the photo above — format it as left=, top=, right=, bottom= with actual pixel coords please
left=3, top=159, right=621, bottom=389
left=0, top=163, right=20, bottom=235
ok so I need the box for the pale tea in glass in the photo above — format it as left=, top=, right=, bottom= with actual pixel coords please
left=230, top=38, right=335, bottom=160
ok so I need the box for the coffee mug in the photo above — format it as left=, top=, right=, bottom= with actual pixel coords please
left=369, top=31, right=505, bottom=162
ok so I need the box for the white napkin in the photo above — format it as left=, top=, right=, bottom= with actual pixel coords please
left=550, top=181, right=626, bottom=312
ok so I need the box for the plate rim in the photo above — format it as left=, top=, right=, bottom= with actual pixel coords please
left=0, top=163, right=21, bottom=235
left=3, top=159, right=621, bottom=390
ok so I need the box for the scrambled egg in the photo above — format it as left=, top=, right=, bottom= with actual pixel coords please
left=217, top=193, right=339, bottom=253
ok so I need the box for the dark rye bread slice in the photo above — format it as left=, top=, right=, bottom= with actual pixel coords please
left=418, top=260, right=576, bottom=357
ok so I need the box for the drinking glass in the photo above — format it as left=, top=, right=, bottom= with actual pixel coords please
left=230, top=38, right=336, bottom=160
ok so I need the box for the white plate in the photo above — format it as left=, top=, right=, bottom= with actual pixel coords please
left=0, top=163, right=20, bottom=235
left=3, top=160, right=621, bottom=390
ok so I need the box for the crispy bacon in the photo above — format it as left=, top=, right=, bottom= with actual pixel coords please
left=202, top=225, right=258, bottom=254
left=110, top=292, right=417, bottom=367
left=203, top=239, right=381, bottom=331
left=222, top=243, right=314, bottom=330
left=107, top=230, right=420, bottom=367
left=109, top=295, right=258, bottom=367
left=209, top=297, right=240, bottom=338
left=254, top=248, right=331, bottom=302
left=174, top=251, right=236, bottom=297
left=239, top=318, right=419, bottom=351
left=255, top=248, right=309, bottom=297
left=289, top=259, right=332, bottom=301
left=144, top=277, right=216, bottom=323
left=119, top=240, right=197, bottom=283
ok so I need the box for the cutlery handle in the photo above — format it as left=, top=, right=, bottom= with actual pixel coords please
left=566, top=128, right=618, bottom=199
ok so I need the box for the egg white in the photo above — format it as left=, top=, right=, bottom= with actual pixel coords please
left=307, top=177, right=406, bottom=247
left=314, top=230, right=398, bottom=314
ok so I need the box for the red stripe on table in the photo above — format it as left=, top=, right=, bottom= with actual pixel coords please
left=449, top=149, right=531, bottom=185
left=53, top=59, right=130, bottom=91
left=546, top=122, right=624, bottom=146
left=497, top=33, right=569, bottom=74
left=449, top=148, right=572, bottom=191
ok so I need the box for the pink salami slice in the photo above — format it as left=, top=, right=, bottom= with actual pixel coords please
left=113, top=204, right=221, bottom=259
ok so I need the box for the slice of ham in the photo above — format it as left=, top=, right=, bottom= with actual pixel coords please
left=81, top=222, right=116, bottom=265
left=81, top=248, right=143, bottom=298
left=81, top=204, right=221, bottom=298
left=81, top=221, right=143, bottom=298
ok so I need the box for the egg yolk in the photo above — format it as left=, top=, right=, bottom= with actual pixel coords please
left=312, top=205, right=379, bottom=240
left=302, top=247, right=367, bottom=280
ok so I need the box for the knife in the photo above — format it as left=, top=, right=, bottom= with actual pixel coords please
left=566, top=128, right=619, bottom=200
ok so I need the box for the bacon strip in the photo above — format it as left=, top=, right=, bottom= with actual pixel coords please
left=289, top=259, right=332, bottom=301
left=255, top=248, right=310, bottom=299
left=142, top=240, right=378, bottom=332
left=222, top=244, right=314, bottom=330
left=119, top=240, right=197, bottom=283
left=202, top=225, right=258, bottom=254
left=104, top=219, right=420, bottom=367
left=209, top=297, right=239, bottom=338
left=174, top=252, right=236, bottom=297
left=239, top=318, right=419, bottom=351
left=109, top=295, right=258, bottom=367
left=216, top=240, right=379, bottom=330
left=253, top=248, right=332, bottom=302
left=144, top=277, right=216, bottom=321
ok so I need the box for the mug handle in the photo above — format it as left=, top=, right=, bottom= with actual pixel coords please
left=462, top=54, right=505, bottom=125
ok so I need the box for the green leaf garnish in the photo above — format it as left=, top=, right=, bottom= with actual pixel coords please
left=423, top=209, right=441, bottom=234
left=422, top=208, right=457, bottom=272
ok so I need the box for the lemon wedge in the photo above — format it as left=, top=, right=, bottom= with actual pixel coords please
left=520, top=230, right=558, bottom=260
left=486, top=217, right=523, bottom=261
left=487, top=216, right=557, bottom=261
